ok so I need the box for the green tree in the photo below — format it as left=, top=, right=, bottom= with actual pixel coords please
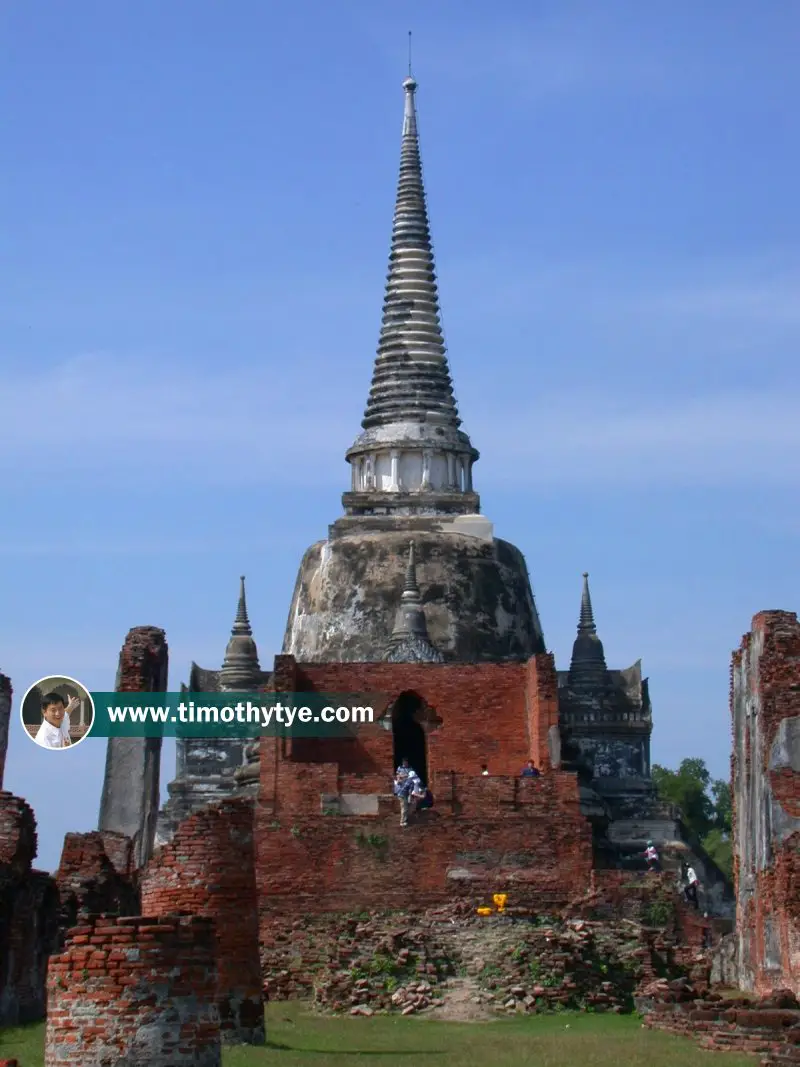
left=711, top=779, right=732, bottom=833
left=651, top=758, right=714, bottom=837
left=702, top=828, right=733, bottom=877
left=651, top=758, right=733, bottom=878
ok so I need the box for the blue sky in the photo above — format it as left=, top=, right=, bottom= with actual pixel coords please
left=2, top=2, right=798, bottom=871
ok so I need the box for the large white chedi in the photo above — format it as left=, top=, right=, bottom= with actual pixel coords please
left=283, top=75, right=545, bottom=664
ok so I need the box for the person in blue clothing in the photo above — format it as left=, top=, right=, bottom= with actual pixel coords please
left=394, top=760, right=434, bottom=824
left=394, top=762, right=416, bottom=826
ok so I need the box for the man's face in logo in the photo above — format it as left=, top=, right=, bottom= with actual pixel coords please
left=43, top=699, right=66, bottom=728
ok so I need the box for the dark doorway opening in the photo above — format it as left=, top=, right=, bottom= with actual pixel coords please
left=392, top=692, right=428, bottom=785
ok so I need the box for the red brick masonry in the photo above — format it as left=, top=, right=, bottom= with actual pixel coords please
left=641, top=979, right=800, bottom=1065
left=732, top=611, right=800, bottom=996
left=54, top=831, right=139, bottom=925
left=255, top=653, right=591, bottom=941
left=140, top=797, right=265, bottom=1046
left=45, top=915, right=222, bottom=1067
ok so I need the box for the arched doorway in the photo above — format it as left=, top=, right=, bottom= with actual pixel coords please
left=392, top=692, right=428, bottom=785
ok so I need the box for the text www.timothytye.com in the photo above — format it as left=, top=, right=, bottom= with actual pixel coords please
left=106, top=701, right=374, bottom=729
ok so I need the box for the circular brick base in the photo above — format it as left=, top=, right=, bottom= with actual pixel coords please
left=45, top=915, right=221, bottom=1067
left=140, top=798, right=265, bottom=1046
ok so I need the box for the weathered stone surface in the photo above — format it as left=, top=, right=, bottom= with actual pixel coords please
left=731, top=611, right=800, bottom=995
left=98, top=626, right=168, bottom=870
left=284, top=526, right=545, bottom=662
left=558, top=576, right=652, bottom=785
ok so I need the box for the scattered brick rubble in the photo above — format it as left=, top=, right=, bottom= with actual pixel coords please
left=285, top=902, right=705, bottom=1017
left=638, top=977, right=800, bottom=1065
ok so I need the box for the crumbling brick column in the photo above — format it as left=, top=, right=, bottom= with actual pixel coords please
left=0, top=793, right=59, bottom=1025
left=731, top=610, right=800, bottom=995
left=45, top=915, right=221, bottom=1067
left=98, top=626, right=168, bottom=870
left=140, top=797, right=265, bottom=1045
left=0, top=672, right=12, bottom=791
left=0, top=792, right=36, bottom=872
left=54, top=831, right=139, bottom=927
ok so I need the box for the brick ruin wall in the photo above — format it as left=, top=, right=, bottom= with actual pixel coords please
left=140, top=797, right=265, bottom=1046
left=98, top=625, right=168, bottom=870
left=0, top=792, right=59, bottom=1026
left=255, top=655, right=594, bottom=970
left=257, top=769, right=591, bottom=907
left=731, top=611, right=800, bottom=995
left=54, top=830, right=140, bottom=928
left=289, top=654, right=560, bottom=780
left=5, top=608, right=797, bottom=1054
left=256, top=768, right=593, bottom=987
left=45, top=915, right=222, bottom=1067
left=640, top=980, right=800, bottom=1065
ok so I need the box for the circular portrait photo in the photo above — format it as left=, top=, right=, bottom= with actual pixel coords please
left=20, top=676, right=95, bottom=750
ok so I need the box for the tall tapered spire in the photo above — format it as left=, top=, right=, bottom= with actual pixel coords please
left=219, top=576, right=262, bottom=691
left=578, top=572, right=596, bottom=633
left=385, top=542, right=444, bottom=662
left=343, top=76, right=480, bottom=518
left=362, top=76, right=458, bottom=430
left=568, top=573, right=608, bottom=693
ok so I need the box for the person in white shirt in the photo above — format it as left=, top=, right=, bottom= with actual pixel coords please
left=34, top=692, right=80, bottom=749
left=644, top=840, right=661, bottom=872
left=682, top=862, right=700, bottom=908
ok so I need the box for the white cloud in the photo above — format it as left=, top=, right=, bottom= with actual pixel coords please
left=3, top=248, right=798, bottom=495
left=477, top=388, right=800, bottom=487
left=0, top=349, right=796, bottom=491
left=0, top=352, right=355, bottom=485
left=444, top=253, right=800, bottom=331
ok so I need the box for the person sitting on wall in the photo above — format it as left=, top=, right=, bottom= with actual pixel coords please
left=682, top=862, right=700, bottom=908
left=481, top=764, right=489, bottom=775
left=394, top=769, right=415, bottom=828
left=644, top=840, right=661, bottom=872
left=412, top=779, right=434, bottom=812
left=35, top=692, right=80, bottom=749
left=520, top=760, right=540, bottom=777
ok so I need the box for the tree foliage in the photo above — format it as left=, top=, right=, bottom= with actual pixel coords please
left=651, top=757, right=733, bottom=878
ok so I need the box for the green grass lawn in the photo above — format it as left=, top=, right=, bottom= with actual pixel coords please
left=0, top=1001, right=756, bottom=1067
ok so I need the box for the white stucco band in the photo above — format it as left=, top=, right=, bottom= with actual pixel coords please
left=345, top=419, right=479, bottom=497
left=348, top=446, right=475, bottom=493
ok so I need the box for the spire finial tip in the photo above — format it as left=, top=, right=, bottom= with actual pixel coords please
left=583, top=571, right=589, bottom=579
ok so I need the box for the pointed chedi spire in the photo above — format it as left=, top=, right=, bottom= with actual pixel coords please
left=363, top=78, right=458, bottom=431
left=385, top=542, right=445, bottom=662
left=568, top=572, right=609, bottom=694
left=343, top=75, right=480, bottom=518
left=219, top=576, right=262, bottom=691
left=578, top=571, right=597, bottom=633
